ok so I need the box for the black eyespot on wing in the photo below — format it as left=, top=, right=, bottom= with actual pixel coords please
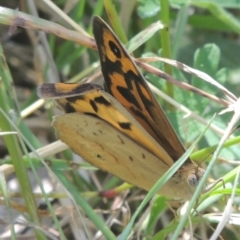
left=118, top=122, right=132, bottom=130
left=109, top=40, right=121, bottom=58
left=90, top=99, right=98, bottom=112
left=94, top=96, right=111, bottom=107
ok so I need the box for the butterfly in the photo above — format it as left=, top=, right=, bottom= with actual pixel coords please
left=37, top=16, right=205, bottom=201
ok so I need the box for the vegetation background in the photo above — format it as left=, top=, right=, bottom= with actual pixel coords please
left=0, top=0, right=240, bottom=239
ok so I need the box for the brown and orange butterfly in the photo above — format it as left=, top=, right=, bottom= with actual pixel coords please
left=37, top=16, right=204, bottom=201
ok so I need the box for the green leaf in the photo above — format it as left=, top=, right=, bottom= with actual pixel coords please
left=193, top=44, right=220, bottom=79
left=137, top=0, right=161, bottom=18
left=145, top=196, right=167, bottom=235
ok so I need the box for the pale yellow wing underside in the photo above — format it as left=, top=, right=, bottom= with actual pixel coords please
left=53, top=113, right=196, bottom=200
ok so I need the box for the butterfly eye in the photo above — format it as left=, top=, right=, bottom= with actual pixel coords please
left=187, top=173, right=199, bottom=187
left=109, top=40, right=121, bottom=58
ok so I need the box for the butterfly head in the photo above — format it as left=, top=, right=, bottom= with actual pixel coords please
left=187, top=167, right=205, bottom=188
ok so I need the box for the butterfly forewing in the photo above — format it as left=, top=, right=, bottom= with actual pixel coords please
left=93, top=16, right=188, bottom=163
left=38, top=82, right=173, bottom=166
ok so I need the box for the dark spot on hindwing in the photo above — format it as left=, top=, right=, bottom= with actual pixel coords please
left=94, top=96, right=111, bottom=107
left=90, top=99, right=98, bottom=112
left=88, top=95, right=112, bottom=114
left=129, top=156, right=133, bottom=161
left=96, top=154, right=103, bottom=160
left=118, top=122, right=132, bottom=130
left=109, top=40, right=121, bottom=58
